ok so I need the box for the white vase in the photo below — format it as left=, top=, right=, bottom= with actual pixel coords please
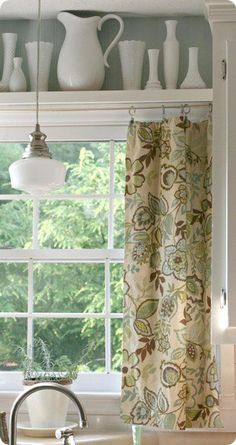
left=145, top=49, right=162, bottom=89
left=180, top=47, right=207, bottom=89
left=25, top=41, right=53, bottom=91
left=163, top=20, right=179, bottom=89
left=0, top=33, right=17, bottom=92
left=118, top=40, right=146, bottom=90
left=9, top=57, right=27, bottom=92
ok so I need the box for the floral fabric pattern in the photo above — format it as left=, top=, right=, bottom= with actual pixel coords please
left=121, top=118, right=222, bottom=430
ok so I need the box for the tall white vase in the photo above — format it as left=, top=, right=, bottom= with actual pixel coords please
left=9, top=57, right=27, bottom=92
left=145, top=49, right=162, bottom=89
left=25, top=41, right=53, bottom=91
left=0, top=33, right=17, bottom=92
left=180, top=47, right=207, bottom=89
left=163, top=20, right=179, bottom=89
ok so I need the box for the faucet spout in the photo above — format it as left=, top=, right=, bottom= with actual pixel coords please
left=0, top=412, right=9, bottom=444
left=9, top=382, right=88, bottom=445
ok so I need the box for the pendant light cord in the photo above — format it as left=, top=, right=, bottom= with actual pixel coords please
left=36, top=0, right=41, bottom=127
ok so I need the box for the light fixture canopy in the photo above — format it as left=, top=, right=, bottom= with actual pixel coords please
left=9, top=0, right=66, bottom=195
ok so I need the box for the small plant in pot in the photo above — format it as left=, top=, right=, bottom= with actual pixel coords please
left=19, top=338, right=78, bottom=429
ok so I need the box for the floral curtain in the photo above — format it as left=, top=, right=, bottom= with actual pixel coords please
left=120, top=117, right=222, bottom=430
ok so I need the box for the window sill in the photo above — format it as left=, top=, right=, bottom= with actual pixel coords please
left=0, top=390, right=121, bottom=416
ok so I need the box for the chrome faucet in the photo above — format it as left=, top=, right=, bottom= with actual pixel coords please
left=0, top=382, right=88, bottom=445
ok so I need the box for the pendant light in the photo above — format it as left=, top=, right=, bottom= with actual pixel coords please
left=9, top=0, right=66, bottom=195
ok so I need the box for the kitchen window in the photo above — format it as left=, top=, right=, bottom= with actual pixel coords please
left=0, top=140, right=125, bottom=391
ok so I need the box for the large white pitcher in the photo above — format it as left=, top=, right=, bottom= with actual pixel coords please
left=57, top=12, right=124, bottom=91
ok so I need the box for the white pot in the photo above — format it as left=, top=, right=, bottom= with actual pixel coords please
left=23, top=382, right=71, bottom=428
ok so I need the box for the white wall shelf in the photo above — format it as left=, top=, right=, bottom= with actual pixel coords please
left=0, top=89, right=213, bottom=110
left=0, top=89, right=213, bottom=142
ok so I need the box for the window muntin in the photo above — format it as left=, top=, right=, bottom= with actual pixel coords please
left=0, top=141, right=125, bottom=382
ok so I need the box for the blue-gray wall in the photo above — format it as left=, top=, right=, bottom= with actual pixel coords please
left=0, top=15, right=212, bottom=91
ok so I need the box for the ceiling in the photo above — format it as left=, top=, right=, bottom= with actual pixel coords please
left=0, top=0, right=207, bottom=20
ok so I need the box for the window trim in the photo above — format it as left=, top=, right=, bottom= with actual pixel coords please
left=0, top=102, right=233, bottom=400
left=0, top=129, right=126, bottom=390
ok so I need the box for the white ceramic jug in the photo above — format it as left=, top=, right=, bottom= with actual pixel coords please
left=57, top=12, right=124, bottom=91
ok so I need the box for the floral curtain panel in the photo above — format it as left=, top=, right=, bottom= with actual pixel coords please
left=121, top=117, right=222, bottom=430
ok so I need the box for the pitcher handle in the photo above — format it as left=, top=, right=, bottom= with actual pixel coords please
left=98, top=14, right=124, bottom=68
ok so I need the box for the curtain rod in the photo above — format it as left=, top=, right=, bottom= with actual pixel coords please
left=128, top=102, right=212, bottom=111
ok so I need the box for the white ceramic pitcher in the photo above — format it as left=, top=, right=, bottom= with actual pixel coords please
left=57, top=12, right=124, bottom=91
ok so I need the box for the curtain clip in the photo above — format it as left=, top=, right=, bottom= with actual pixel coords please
left=162, top=104, right=167, bottom=122
left=180, top=104, right=190, bottom=121
left=208, top=102, right=213, bottom=118
left=129, top=106, right=136, bottom=124
left=184, top=104, right=191, bottom=116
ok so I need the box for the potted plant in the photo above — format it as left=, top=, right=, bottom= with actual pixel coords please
left=18, top=338, right=78, bottom=429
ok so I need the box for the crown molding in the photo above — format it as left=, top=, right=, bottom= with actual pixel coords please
left=204, top=0, right=236, bottom=22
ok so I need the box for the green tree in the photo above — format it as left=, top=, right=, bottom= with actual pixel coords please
left=0, top=141, right=125, bottom=372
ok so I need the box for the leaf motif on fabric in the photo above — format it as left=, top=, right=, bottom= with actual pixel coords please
left=161, top=165, right=178, bottom=190
left=134, top=318, right=153, bottom=336
left=148, top=193, right=169, bottom=216
left=127, top=232, right=150, bottom=243
left=132, top=206, right=155, bottom=231
left=163, top=214, right=174, bottom=237
left=163, top=413, right=176, bottom=429
left=157, top=388, right=169, bottom=413
left=159, top=196, right=169, bottom=215
left=171, top=347, right=185, bottom=361
left=144, top=387, right=158, bottom=410
left=153, top=227, right=162, bottom=247
left=174, top=328, right=186, bottom=346
left=148, top=193, right=161, bottom=216
left=138, top=126, right=153, bottom=143
left=137, top=299, right=159, bottom=319
left=205, top=214, right=212, bottom=237
left=120, top=414, right=132, bottom=424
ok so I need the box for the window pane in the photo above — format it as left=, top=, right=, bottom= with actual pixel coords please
left=49, top=142, right=110, bottom=194
left=110, top=263, right=123, bottom=313
left=114, top=142, right=126, bottom=194
left=34, top=319, right=105, bottom=372
left=114, top=199, right=124, bottom=248
left=0, top=263, right=28, bottom=312
left=0, top=201, right=32, bottom=248
left=0, top=318, right=27, bottom=371
left=0, top=143, right=24, bottom=195
left=39, top=200, right=108, bottom=248
left=111, top=318, right=122, bottom=372
left=34, top=263, right=105, bottom=313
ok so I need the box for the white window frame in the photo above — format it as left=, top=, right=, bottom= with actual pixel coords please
left=0, top=119, right=127, bottom=393
left=0, top=92, right=233, bottom=404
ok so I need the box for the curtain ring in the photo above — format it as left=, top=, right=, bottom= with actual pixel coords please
left=129, top=106, right=136, bottom=124
left=162, top=104, right=167, bottom=122
left=183, top=104, right=191, bottom=115
left=180, top=104, right=185, bottom=120
left=208, top=102, right=213, bottom=115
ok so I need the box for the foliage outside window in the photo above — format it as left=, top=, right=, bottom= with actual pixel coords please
left=0, top=141, right=125, bottom=376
